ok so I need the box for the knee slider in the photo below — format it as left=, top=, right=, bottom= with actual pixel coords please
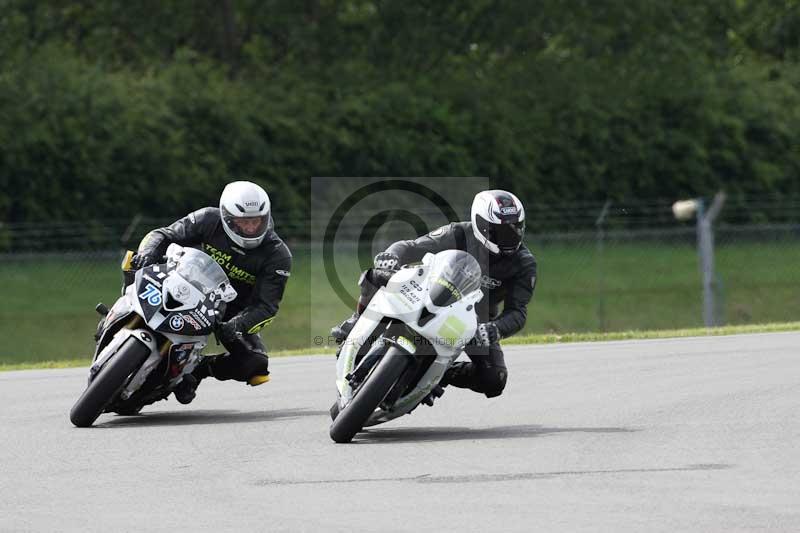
left=480, top=367, right=507, bottom=398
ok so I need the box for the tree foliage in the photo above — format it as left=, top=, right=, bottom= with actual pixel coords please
left=2, top=0, right=800, bottom=234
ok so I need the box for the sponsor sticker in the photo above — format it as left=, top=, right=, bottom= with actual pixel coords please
left=399, top=283, right=422, bottom=303
left=182, top=314, right=202, bottom=331
left=276, top=269, right=291, bottom=277
left=191, top=310, right=212, bottom=327
left=169, top=315, right=185, bottom=331
left=171, top=342, right=195, bottom=363
left=499, top=206, right=518, bottom=215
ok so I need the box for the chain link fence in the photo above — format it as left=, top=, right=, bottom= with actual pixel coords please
left=1, top=198, right=798, bottom=364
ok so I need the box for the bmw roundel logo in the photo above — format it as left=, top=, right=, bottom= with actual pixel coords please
left=169, top=315, right=185, bottom=331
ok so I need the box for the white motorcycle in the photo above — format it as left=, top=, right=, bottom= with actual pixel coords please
left=330, top=249, right=483, bottom=443
left=69, top=244, right=237, bottom=427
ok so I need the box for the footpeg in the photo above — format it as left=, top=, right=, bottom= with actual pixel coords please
left=421, top=384, right=445, bottom=406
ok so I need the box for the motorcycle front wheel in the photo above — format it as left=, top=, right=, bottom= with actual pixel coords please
left=329, top=346, right=409, bottom=443
left=69, top=336, right=151, bottom=427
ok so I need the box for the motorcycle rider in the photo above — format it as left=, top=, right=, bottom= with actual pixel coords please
left=331, top=189, right=536, bottom=398
left=130, top=180, right=292, bottom=404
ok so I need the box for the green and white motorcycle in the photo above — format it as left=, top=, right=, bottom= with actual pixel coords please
left=330, top=249, right=483, bottom=443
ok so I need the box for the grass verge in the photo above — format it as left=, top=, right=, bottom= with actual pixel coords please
left=506, top=321, right=800, bottom=345
left=4, top=322, right=798, bottom=372
left=5, top=241, right=800, bottom=362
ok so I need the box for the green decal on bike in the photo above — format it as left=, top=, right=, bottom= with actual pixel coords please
left=438, top=316, right=466, bottom=344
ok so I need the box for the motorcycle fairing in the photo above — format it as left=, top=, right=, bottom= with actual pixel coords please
left=336, top=253, right=482, bottom=425
left=133, top=266, right=219, bottom=337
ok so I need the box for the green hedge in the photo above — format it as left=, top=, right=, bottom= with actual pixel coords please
left=2, top=1, right=800, bottom=237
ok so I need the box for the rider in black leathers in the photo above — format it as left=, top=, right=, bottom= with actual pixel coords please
left=332, top=190, right=536, bottom=398
left=131, top=181, right=292, bottom=403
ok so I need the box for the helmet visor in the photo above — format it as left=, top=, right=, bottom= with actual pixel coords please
left=221, top=206, right=269, bottom=239
left=476, top=216, right=525, bottom=254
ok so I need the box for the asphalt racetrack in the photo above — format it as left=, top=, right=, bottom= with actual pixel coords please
left=2, top=332, right=798, bottom=532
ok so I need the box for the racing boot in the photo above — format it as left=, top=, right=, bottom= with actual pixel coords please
left=93, top=303, right=109, bottom=342
left=329, top=267, right=391, bottom=346
left=330, top=312, right=359, bottom=345
left=173, top=357, right=213, bottom=404
left=441, top=361, right=507, bottom=398
left=173, top=374, right=199, bottom=405
left=248, top=373, right=270, bottom=386
left=440, top=362, right=475, bottom=389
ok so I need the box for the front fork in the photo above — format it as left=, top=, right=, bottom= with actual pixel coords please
left=348, top=326, right=422, bottom=411
left=378, top=335, right=424, bottom=410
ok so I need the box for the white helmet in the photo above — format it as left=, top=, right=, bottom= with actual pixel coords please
left=219, top=181, right=272, bottom=249
left=471, top=190, right=526, bottom=255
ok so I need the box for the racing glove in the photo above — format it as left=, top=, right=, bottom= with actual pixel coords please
left=373, top=251, right=400, bottom=272
left=131, top=251, right=160, bottom=270
left=216, top=316, right=245, bottom=345
left=473, top=322, right=500, bottom=347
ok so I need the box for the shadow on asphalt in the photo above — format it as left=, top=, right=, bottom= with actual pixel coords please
left=258, top=463, right=732, bottom=486
left=95, top=408, right=328, bottom=428
left=353, top=424, right=637, bottom=444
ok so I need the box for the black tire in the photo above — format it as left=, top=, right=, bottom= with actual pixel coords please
left=329, top=347, right=409, bottom=443
left=69, top=337, right=151, bottom=427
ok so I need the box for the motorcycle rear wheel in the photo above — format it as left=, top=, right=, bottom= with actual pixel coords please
left=69, top=337, right=151, bottom=427
left=329, top=346, right=409, bottom=443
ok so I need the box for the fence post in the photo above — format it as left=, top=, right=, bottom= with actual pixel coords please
left=595, top=201, right=612, bottom=332
left=120, top=214, right=143, bottom=249
left=673, top=192, right=726, bottom=327
left=697, top=192, right=726, bottom=327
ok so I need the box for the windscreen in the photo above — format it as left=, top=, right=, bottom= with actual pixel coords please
left=174, top=248, right=229, bottom=294
left=427, top=250, right=482, bottom=308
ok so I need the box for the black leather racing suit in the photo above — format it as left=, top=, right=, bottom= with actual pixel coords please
left=137, top=207, right=292, bottom=381
left=371, top=221, right=537, bottom=397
